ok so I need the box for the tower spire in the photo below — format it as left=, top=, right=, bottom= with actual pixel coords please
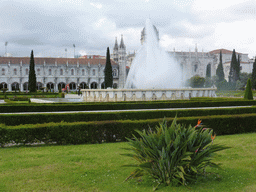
left=114, top=37, right=118, bottom=50
left=120, top=34, right=126, bottom=49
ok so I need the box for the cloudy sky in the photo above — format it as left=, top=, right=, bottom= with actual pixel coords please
left=1, top=0, right=255, bottom=58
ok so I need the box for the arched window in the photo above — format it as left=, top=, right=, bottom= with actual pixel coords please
left=26, top=68, right=29, bottom=75
left=113, top=69, right=117, bottom=76
left=71, top=69, right=74, bottom=76
left=14, top=68, right=17, bottom=75
left=60, top=69, right=63, bottom=75
left=82, top=69, right=85, bottom=76
left=2, top=68, right=5, bottom=75
left=37, top=68, right=40, bottom=75
left=92, top=69, right=96, bottom=76
left=49, top=69, right=52, bottom=75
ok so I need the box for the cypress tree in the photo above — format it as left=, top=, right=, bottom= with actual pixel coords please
left=28, top=50, right=37, bottom=92
left=104, top=47, right=113, bottom=88
left=229, top=49, right=239, bottom=83
left=216, top=50, right=225, bottom=82
left=251, top=58, right=256, bottom=89
left=237, top=54, right=241, bottom=80
left=244, top=78, right=253, bottom=100
left=206, top=64, right=211, bottom=78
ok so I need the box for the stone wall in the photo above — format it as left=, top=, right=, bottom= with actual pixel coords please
left=81, top=88, right=217, bottom=102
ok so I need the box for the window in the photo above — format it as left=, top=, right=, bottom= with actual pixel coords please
left=49, top=69, right=52, bottom=75
left=113, top=69, right=117, bottom=76
left=26, top=68, right=29, bottom=75
left=37, top=68, right=40, bottom=75
left=2, top=68, right=5, bottom=75
left=71, top=69, right=74, bottom=76
left=82, top=69, right=85, bottom=76
left=92, top=69, right=96, bottom=76
left=14, top=68, right=17, bottom=75
left=60, top=69, right=63, bottom=75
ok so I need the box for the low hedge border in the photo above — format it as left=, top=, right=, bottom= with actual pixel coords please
left=1, top=114, right=255, bottom=147
left=1, top=106, right=256, bottom=126
left=1, top=99, right=256, bottom=113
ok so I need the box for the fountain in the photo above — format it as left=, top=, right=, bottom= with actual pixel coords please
left=125, top=19, right=182, bottom=89
left=81, top=19, right=216, bottom=102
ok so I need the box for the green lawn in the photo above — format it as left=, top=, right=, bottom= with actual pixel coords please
left=0, top=133, right=256, bottom=192
left=216, top=90, right=256, bottom=97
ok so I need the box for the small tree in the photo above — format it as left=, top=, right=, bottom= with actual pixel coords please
left=216, top=50, right=225, bottom=82
left=244, top=78, right=253, bottom=100
left=251, top=58, right=256, bottom=89
left=189, top=75, right=205, bottom=88
left=229, top=49, right=239, bottom=83
left=104, top=47, right=113, bottom=88
left=28, top=50, right=37, bottom=93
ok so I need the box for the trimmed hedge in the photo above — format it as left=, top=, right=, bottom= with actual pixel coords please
left=1, top=114, right=256, bottom=147
left=1, top=99, right=256, bottom=113
left=1, top=106, right=256, bottom=126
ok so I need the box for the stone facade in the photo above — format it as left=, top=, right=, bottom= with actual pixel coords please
left=0, top=57, right=119, bottom=92
left=113, top=26, right=252, bottom=84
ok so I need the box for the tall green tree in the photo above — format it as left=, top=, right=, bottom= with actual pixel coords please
left=237, top=54, right=241, bottom=80
left=229, top=49, right=239, bottom=83
left=251, top=58, right=256, bottom=89
left=104, top=47, right=113, bottom=88
left=216, top=50, right=225, bottom=82
left=244, top=78, right=253, bottom=100
left=28, top=50, right=37, bottom=92
left=206, top=64, right=211, bottom=78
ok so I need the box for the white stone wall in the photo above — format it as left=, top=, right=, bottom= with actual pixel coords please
left=0, top=60, right=119, bottom=92
left=81, top=88, right=217, bottom=102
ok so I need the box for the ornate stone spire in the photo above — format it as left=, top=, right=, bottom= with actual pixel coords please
left=114, top=37, right=118, bottom=50
left=119, top=34, right=126, bottom=49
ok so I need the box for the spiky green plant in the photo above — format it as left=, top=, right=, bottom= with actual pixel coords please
left=123, top=118, right=229, bottom=189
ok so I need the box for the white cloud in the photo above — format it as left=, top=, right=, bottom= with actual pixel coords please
left=90, top=3, right=102, bottom=9
left=192, top=0, right=250, bottom=11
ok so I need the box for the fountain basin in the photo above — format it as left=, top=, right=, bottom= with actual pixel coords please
left=81, top=88, right=216, bottom=102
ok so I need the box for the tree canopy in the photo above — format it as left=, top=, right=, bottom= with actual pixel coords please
left=28, top=50, right=37, bottom=92
left=104, top=47, right=113, bottom=88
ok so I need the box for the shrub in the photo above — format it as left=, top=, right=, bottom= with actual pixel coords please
left=244, top=79, right=253, bottom=100
left=124, top=118, right=229, bottom=189
left=188, top=76, right=205, bottom=88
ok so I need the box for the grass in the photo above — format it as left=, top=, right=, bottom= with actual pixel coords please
left=216, top=90, right=256, bottom=97
left=0, top=133, right=256, bottom=192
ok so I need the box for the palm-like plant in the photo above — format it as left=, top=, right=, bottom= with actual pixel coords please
left=123, top=118, right=229, bottom=188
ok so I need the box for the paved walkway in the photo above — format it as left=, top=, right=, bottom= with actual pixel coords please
left=0, top=105, right=252, bottom=115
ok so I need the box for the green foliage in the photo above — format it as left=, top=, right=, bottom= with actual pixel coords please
left=251, top=58, right=256, bottom=89
left=124, top=118, right=229, bottom=188
left=216, top=50, right=225, bottom=82
left=104, top=47, right=113, bottom=88
left=1, top=113, right=256, bottom=147
left=244, top=79, right=253, bottom=100
left=206, top=64, right=211, bottom=78
left=229, top=49, right=240, bottom=83
left=240, top=72, right=251, bottom=89
left=188, top=76, right=205, bottom=88
left=205, top=77, right=213, bottom=88
left=60, top=92, right=65, bottom=98
left=3, top=105, right=256, bottom=126
left=28, top=50, right=37, bottom=93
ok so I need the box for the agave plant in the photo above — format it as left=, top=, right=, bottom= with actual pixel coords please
left=123, top=118, right=229, bottom=188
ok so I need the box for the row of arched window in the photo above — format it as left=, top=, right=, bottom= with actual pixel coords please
left=1, top=68, right=118, bottom=76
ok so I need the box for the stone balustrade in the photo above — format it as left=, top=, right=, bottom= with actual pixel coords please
left=81, top=88, right=217, bottom=102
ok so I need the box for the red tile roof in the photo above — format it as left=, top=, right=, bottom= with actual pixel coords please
left=209, top=49, right=243, bottom=55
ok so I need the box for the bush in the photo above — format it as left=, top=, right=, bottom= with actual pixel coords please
left=188, top=76, right=205, bottom=88
left=124, top=118, right=229, bottom=189
left=244, top=79, right=253, bottom=100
